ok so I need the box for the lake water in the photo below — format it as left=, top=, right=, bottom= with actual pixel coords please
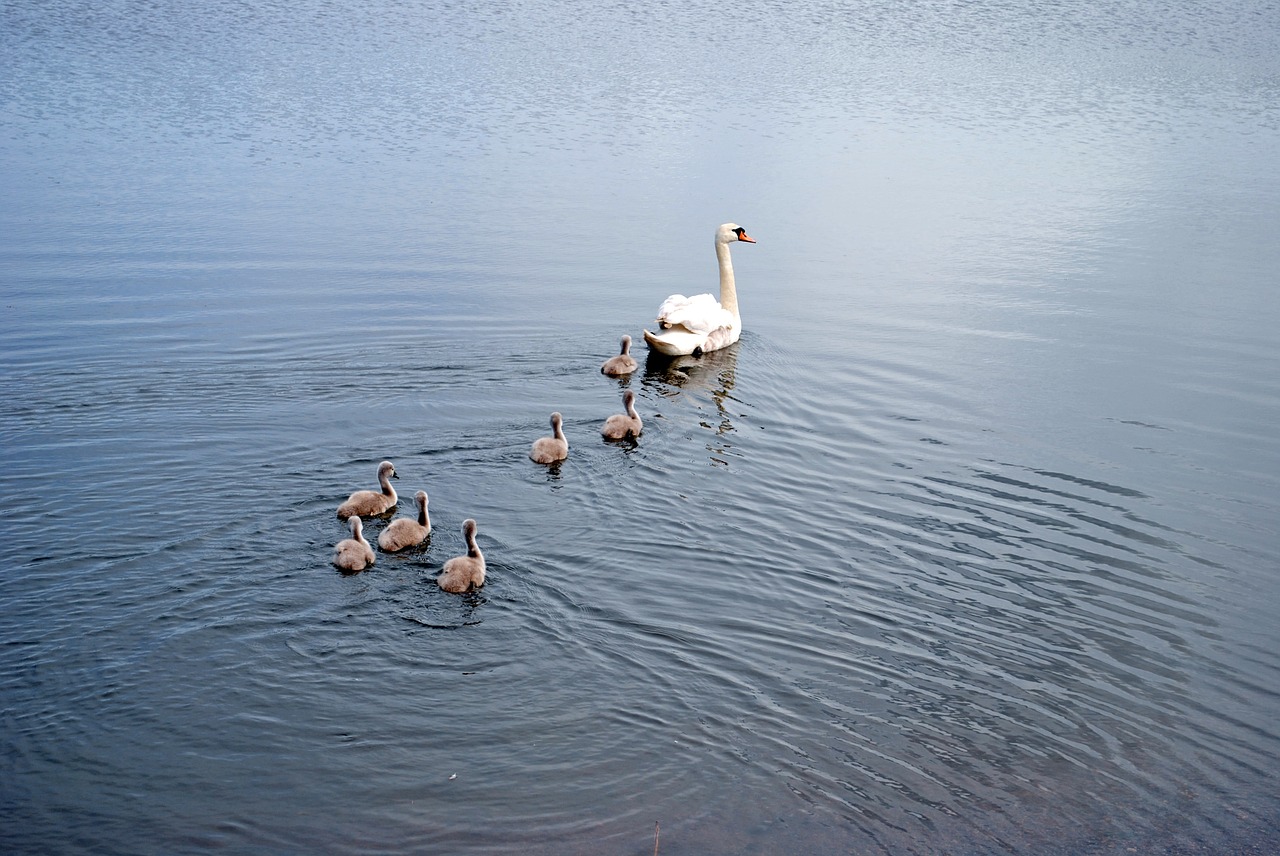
left=3, top=1, right=1279, bottom=853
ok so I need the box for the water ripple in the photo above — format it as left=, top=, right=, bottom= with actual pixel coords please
left=4, top=0, right=1279, bottom=853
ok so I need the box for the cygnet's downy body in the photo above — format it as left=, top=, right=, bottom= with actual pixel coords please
left=337, top=460, right=398, bottom=519
left=378, top=490, right=431, bottom=552
left=601, top=390, right=643, bottom=440
left=600, top=334, right=638, bottom=376
left=437, top=519, right=486, bottom=593
left=530, top=412, right=569, bottom=464
left=333, top=516, right=375, bottom=572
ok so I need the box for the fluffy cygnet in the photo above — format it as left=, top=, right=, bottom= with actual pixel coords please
left=378, top=490, right=431, bottom=552
left=529, top=412, right=569, bottom=464
left=600, top=334, right=638, bottom=376
left=333, top=516, right=375, bottom=572
left=437, top=518, right=486, bottom=593
left=601, top=389, right=643, bottom=440
left=337, top=460, right=398, bottom=519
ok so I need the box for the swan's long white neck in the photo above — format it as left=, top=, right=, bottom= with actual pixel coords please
left=716, top=239, right=740, bottom=318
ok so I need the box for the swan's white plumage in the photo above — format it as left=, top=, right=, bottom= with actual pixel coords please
left=644, top=223, right=755, bottom=357
left=654, top=293, right=734, bottom=336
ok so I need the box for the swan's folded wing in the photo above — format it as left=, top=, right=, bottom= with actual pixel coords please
left=657, top=293, right=731, bottom=335
left=655, top=293, right=692, bottom=321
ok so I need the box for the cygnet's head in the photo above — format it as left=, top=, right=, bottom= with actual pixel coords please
left=379, top=461, right=398, bottom=478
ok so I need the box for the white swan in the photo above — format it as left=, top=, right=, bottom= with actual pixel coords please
left=600, top=334, right=638, bottom=376
left=643, top=223, right=755, bottom=357
left=601, top=389, right=643, bottom=440
left=333, top=516, right=375, bottom=572
left=378, top=490, right=431, bottom=552
left=336, top=460, right=398, bottom=519
left=529, top=412, right=569, bottom=464
left=437, top=519, right=486, bottom=593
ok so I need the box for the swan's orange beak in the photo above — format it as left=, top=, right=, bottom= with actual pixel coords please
left=738, top=230, right=756, bottom=243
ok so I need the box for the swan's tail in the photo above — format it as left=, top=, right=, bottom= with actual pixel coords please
left=643, top=328, right=702, bottom=357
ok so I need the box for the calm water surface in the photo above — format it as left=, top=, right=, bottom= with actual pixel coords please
left=3, top=1, right=1279, bottom=854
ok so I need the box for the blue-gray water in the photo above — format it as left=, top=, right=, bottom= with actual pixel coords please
left=3, top=1, right=1279, bottom=853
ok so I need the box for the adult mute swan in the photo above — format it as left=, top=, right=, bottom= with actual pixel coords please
left=643, top=223, right=755, bottom=357
left=437, top=519, right=486, bottom=593
left=337, top=460, right=398, bottom=519
left=378, top=490, right=431, bottom=552
left=333, top=516, right=375, bottom=572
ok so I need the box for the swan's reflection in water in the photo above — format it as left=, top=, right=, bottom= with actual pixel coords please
left=640, top=343, right=743, bottom=465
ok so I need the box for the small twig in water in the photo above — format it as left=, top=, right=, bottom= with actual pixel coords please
left=653, top=821, right=660, bottom=856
